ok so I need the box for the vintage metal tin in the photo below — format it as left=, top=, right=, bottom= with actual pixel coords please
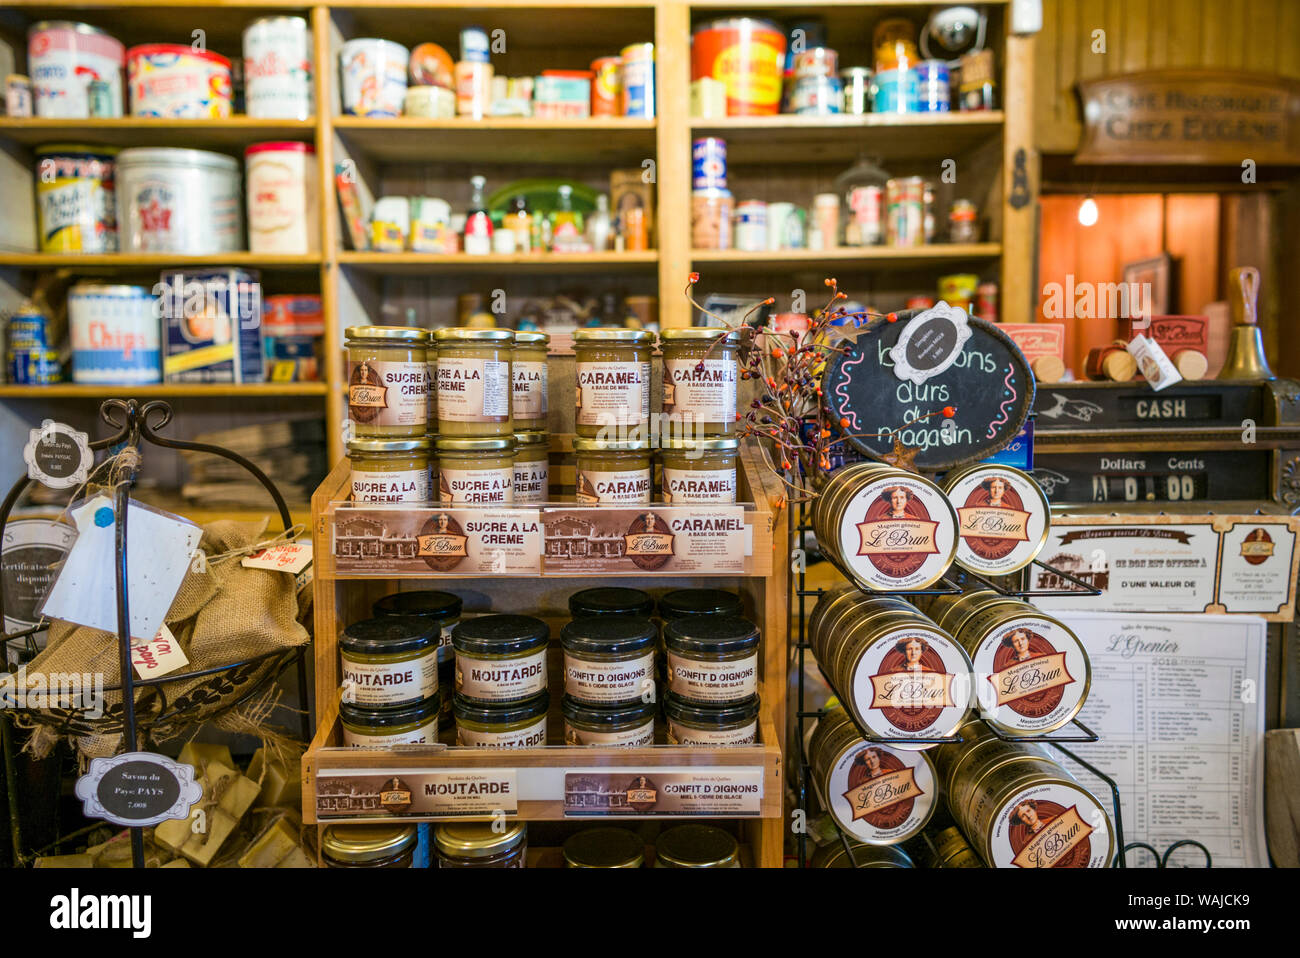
left=403, top=85, right=455, bottom=118
left=159, top=267, right=263, bottom=382
left=5, top=303, right=52, bottom=350
left=734, top=199, right=767, bottom=252
left=87, top=79, right=114, bottom=117
left=691, top=187, right=732, bottom=250
left=923, top=826, right=983, bottom=867
left=872, top=67, right=918, bottom=113
left=692, top=136, right=727, bottom=190
left=590, top=55, right=622, bottom=116
left=620, top=42, right=654, bottom=117
left=691, top=18, right=785, bottom=116
left=245, top=141, right=318, bottom=254
left=793, top=46, right=838, bottom=79
left=127, top=44, right=232, bottom=118
left=67, top=283, right=160, bottom=385
left=917, top=59, right=951, bottom=112
left=791, top=75, right=841, bottom=115
left=34, top=144, right=118, bottom=252
left=941, top=463, right=1050, bottom=575
left=340, top=38, right=409, bottom=117
left=885, top=175, right=925, bottom=247
left=6, top=74, right=33, bottom=117
left=810, top=840, right=913, bottom=868
left=841, top=67, right=872, bottom=115
left=921, top=588, right=1010, bottom=637
left=7, top=348, right=61, bottom=385
left=28, top=21, right=125, bottom=118
left=116, top=147, right=242, bottom=253
left=242, top=16, right=313, bottom=120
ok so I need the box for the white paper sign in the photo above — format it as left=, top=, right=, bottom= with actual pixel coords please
left=130, top=624, right=190, bottom=680
left=242, top=542, right=313, bottom=574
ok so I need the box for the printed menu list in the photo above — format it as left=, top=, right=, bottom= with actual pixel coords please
left=1057, top=612, right=1268, bottom=868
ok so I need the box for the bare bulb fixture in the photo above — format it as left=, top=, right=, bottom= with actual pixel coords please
left=1077, top=196, right=1099, bottom=227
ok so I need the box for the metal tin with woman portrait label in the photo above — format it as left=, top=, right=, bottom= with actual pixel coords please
left=814, top=594, right=921, bottom=681
left=920, top=588, right=1008, bottom=636
left=923, top=826, right=983, bottom=868
left=941, top=463, right=1050, bottom=575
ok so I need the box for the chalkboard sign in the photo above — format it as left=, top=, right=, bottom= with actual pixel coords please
left=2, top=519, right=77, bottom=642
left=74, top=752, right=203, bottom=827
left=824, top=308, right=1035, bottom=471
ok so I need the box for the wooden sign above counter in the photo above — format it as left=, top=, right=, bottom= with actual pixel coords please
left=1076, top=70, right=1300, bottom=165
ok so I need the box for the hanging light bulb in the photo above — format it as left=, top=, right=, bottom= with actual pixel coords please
left=1077, top=196, right=1099, bottom=227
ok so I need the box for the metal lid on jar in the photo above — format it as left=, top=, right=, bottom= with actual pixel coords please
left=348, top=438, right=431, bottom=455
left=453, top=690, right=549, bottom=726
left=30, top=20, right=119, bottom=38
left=663, top=691, right=760, bottom=727
left=372, top=590, right=462, bottom=623
left=572, top=328, right=655, bottom=344
left=433, top=327, right=514, bottom=342
left=568, top=587, right=654, bottom=618
left=572, top=438, right=651, bottom=452
left=658, top=326, right=741, bottom=343
left=658, top=589, right=743, bottom=620
left=340, top=615, right=440, bottom=656
left=664, top=614, right=760, bottom=655
left=563, top=827, right=644, bottom=869
left=655, top=823, right=740, bottom=868
left=68, top=282, right=150, bottom=297
left=561, top=615, right=657, bottom=657
left=322, top=823, right=418, bottom=863
left=561, top=695, right=656, bottom=729
left=513, top=331, right=550, bottom=345
left=659, top=437, right=740, bottom=452
left=513, top=430, right=548, bottom=447
left=436, top=438, right=515, bottom=453
left=345, top=325, right=430, bottom=342
left=339, top=696, right=439, bottom=729
left=452, top=613, right=550, bottom=656
left=434, top=821, right=527, bottom=857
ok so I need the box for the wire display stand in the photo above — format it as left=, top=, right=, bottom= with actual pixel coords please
left=0, top=399, right=312, bottom=868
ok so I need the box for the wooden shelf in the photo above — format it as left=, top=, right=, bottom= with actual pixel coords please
left=0, top=253, right=322, bottom=271
left=692, top=243, right=1003, bottom=272
left=0, top=382, right=328, bottom=399
left=334, top=116, right=655, bottom=165
left=0, top=117, right=316, bottom=151
left=338, top=250, right=658, bottom=274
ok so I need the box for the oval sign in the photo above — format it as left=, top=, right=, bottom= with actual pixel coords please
left=75, top=752, right=203, bottom=827
left=824, top=308, right=1035, bottom=471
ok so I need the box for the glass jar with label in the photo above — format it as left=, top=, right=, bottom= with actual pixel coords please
left=512, top=430, right=549, bottom=504
left=453, top=691, right=549, bottom=747
left=345, top=325, right=430, bottom=437
left=436, top=437, right=515, bottom=505
left=574, top=438, right=652, bottom=504
left=452, top=613, right=550, bottom=704
left=512, top=330, right=549, bottom=430
left=664, top=692, right=760, bottom=746
left=339, top=615, right=440, bottom=709
left=664, top=614, right=760, bottom=705
left=568, top=587, right=654, bottom=617
left=563, top=828, right=644, bottom=868
left=434, top=822, right=527, bottom=868
left=573, top=328, right=655, bottom=438
left=434, top=327, right=513, bottom=437
left=654, top=824, right=741, bottom=868
left=322, top=824, right=419, bottom=868
left=426, top=342, right=438, bottom=424
left=561, top=615, right=657, bottom=706
left=660, top=437, right=739, bottom=504
left=339, top=697, right=440, bottom=746
left=658, top=588, right=743, bottom=621
left=373, top=591, right=462, bottom=729
left=349, top=438, right=431, bottom=502
left=562, top=696, right=656, bottom=747
left=659, top=327, right=740, bottom=437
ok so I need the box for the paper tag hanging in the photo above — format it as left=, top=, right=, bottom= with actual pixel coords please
left=23, top=420, right=92, bottom=490
left=242, top=541, right=312, bottom=574
left=130, top=624, right=190, bottom=680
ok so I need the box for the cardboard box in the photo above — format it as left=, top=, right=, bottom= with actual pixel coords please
left=159, top=268, right=264, bottom=383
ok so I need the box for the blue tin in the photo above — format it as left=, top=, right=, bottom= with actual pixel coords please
left=460, top=27, right=490, bottom=63
left=692, top=137, right=727, bottom=190
left=917, top=60, right=951, bottom=113
left=872, top=67, right=919, bottom=113
left=7, top=348, right=62, bottom=385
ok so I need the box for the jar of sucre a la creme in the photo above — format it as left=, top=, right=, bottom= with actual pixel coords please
left=561, top=614, right=657, bottom=705
left=574, top=438, right=651, bottom=504
left=659, top=326, right=740, bottom=437
left=664, top=692, right=760, bottom=746
left=340, top=614, right=440, bottom=709
left=349, top=438, right=431, bottom=502
left=436, top=437, right=515, bottom=505
left=345, top=325, right=429, bottom=437
left=453, top=691, right=549, bottom=748
left=511, top=331, right=549, bottom=430
left=339, top=697, right=440, bottom=747
left=452, top=613, right=549, bottom=703
left=512, top=430, right=549, bottom=503
left=573, top=328, right=654, bottom=438
left=562, top=696, right=656, bottom=746
left=434, top=327, right=513, bottom=437
left=664, top=614, right=760, bottom=705
left=660, top=437, right=739, bottom=504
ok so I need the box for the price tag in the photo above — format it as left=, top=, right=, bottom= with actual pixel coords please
left=74, top=751, right=204, bottom=827
left=242, top=541, right=313, bottom=574
left=23, top=420, right=91, bottom=490
left=130, top=624, right=189, bottom=680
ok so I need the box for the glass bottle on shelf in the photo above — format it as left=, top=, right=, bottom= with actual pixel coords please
left=464, top=175, right=493, bottom=256
left=550, top=184, right=585, bottom=253
left=834, top=154, right=890, bottom=247
left=586, top=193, right=612, bottom=253
left=504, top=194, right=532, bottom=254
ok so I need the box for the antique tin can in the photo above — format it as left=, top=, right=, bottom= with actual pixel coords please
left=922, top=826, right=983, bottom=867
left=28, top=21, right=125, bottom=118
left=340, top=38, right=409, bottom=117
left=841, top=67, right=872, bottom=115
left=941, top=463, right=1051, bottom=575
left=116, top=147, right=242, bottom=253
left=733, top=199, right=768, bottom=252
left=35, top=145, right=118, bottom=252
left=590, top=55, right=622, bottom=116
left=127, top=44, right=233, bottom=117
left=242, top=16, right=313, bottom=120
left=692, top=137, right=728, bottom=191
left=620, top=42, right=654, bottom=117
left=885, top=176, right=925, bottom=247
left=245, top=141, right=318, bottom=254
left=692, top=18, right=785, bottom=116
left=5, top=74, right=33, bottom=117
left=917, top=59, right=950, bottom=112
left=67, top=283, right=160, bottom=384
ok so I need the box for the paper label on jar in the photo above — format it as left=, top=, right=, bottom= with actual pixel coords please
left=969, top=614, right=1086, bottom=732
left=947, top=468, right=1047, bottom=574
left=849, top=627, right=973, bottom=742
left=341, top=650, right=439, bottom=707
left=439, top=466, right=513, bottom=505
left=827, top=742, right=935, bottom=844
left=348, top=360, right=428, bottom=427
left=575, top=467, right=651, bottom=504
left=565, top=720, right=655, bottom=747
left=840, top=475, right=956, bottom=589
left=426, top=361, right=438, bottom=421
left=342, top=720, right=439, bottom=747
left=666, top=719, right=757, bottom=746
left=564, top=651, right=656, bottom=703
left=989, top=782, right=1110, bottom=868
left=513, top=360, right=548, bottom=419
left=437, top=356, right=510, bottom=422
left=575, top=361, right=650, bottom=427
left=352, top=468, right=430, bottom=503
left=662, top=358, right=737, bottom=423
left=456, top=648, right=548, bottom=702
left=456, top=716, right=547, bottom=749
left=662, top=466, right=737, bottom=504
left=667, top=652, right=758, bottom=703
left=513, top=460, right=549, bottom=504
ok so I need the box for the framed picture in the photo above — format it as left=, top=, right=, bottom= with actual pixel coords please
left=1122, top=253, right=1176, bottom=317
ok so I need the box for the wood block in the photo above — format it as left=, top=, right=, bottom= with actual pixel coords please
left=1264, top=728, right=1300, bottom=868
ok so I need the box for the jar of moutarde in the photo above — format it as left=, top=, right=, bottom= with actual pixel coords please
left=452, top=613, right=549, bottom=703
left=563, top=827, right=644, bottom=868
left=940, top=463, right=1051, bottom=575
left=660, top=437, right=739, bottom=503
left=373, top=590, right=462, bottom=730
left=348, top=438, right=431, bottom=502
left=574, top=438, right=652, bottom=504
left=563, top=697, right=656, bottom=746
left=659, top=326, right=740, bottom=437
left=345, top=325, right=430, bottom=437
left=569, top=587, right=654, bottom=618
left=512, top=430, right=549, bottom=504
left=339, top=697, right=439, bottom=746
left=654, top=824, right=740, bottom=868
left=322, top=824, right=419, bottom=868
left=562, top=615, right=657, bottom=705
left=573, top=328, right=654, bottom=437
left=664, top=692, right=760, bottom=746
left=658, top=588, right=743, bottom=620
left=512, top=330, right=549, bottom=430
left=434, top=327, right=513, bottom=436
left=433, top=822, right=527, bottom=868
left=339, top=615, right=440, bottom=709
left=436, top=437, right=515, bottom=505
left=810, top=841, right=914, bottom=868
left=453, top=692, right=549, bottom=748
left=664, top=614, right=759, bottom=705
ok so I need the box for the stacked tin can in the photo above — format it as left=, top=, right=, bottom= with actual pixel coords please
left=5, top=304, right=61, bottom=385
left=690, top=136, right=732, bottom=250
left=789, top=46, right=840, bottom=116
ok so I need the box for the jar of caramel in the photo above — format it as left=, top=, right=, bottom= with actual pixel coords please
left=434, top=327, right=513, bottom=437
left=660, top=437, right=738, bottom=503
left=345, top=326, right=430, bottom=438
left=573, top=328, right=655, bottom=438
left=574, top=438, right=652, bottom=504
left=659, top=327, right=739, bottom=437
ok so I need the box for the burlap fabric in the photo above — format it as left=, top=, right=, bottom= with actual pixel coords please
left=16, top=519, right=310, bottom=760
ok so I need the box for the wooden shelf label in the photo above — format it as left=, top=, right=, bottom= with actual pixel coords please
left=563, top=767, right=763, bottom=818
left=315, top=768, right=518, bottom=819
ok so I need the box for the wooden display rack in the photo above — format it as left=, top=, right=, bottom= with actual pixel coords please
left=303, top=441, right=790, bottom=867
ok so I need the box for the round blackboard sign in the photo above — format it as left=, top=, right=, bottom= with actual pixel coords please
left=824, top=308, right=1035, bottom=471
left=75, top=752, right=203, bottom=827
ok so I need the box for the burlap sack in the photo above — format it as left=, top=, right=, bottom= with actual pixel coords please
left=17, top=519, right=310, bottom=760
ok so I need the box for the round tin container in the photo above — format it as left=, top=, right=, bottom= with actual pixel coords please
left=941, top=464, right=1051, bottom=575
left=561, top=615, right=657, bottom=706
left=242, top=16, right=313, bottom=119
left=691, top=18, right=786, bottom=116
left=322, top=824, right=418, bottom=868
left=921, top=588, right=1010, bottom=636
left=569, top=587, right=654, bottom=618
left=792, top=75, right=841, bottom=115
left=655, top=824, right=740, bottom=867
left=734, top=199, right=768, bottom=252
left=453, top=692, right=548, bottom=748
left=339, top=697, right=440, bottom=747
left=590, top=56, right=622, bottom=117
left=815, top=462, right=958, bottom=592
left=512, top=430, right=549, bottom=504
left=35, top=145, right=118, bottom=253
left=340, top=614, right=440, bottom=709
left=433, top=821, right=526, bottom=868
left=658, top=589, right=742, bottom=621
left=691, top=187, right=733, bottom=249
left=664, top=692, right=759, bottom=746
left=620, top=42, right=654, bottom=117
left=841, top=67, right=872, bottom=115
left=917, top=59, right=951, bottom=112
left=562, top=697, right=656, bottom=747
left=340, top=38, right=409, bottom=117
left=436, top=438, right=514, bottom=505
left=245, top=141, right=318, bottom=254
left=886, top=175, right=925, bottom=247
left=692, top=137, right=727, bottom=191
left=452, top=614, right=549, bottom=704
left=664, top=614, right=759, bottom=706
left=564, top=828, right=643, bottom=868
left=345, top=325, right=429, bottom=437
left=67, top=283, right=159, bottom=384
left=403, top=84, right=455, bottom=118
left=922, top=826, right=984, bottom=868
left=348, top=438, right=430, bottom=502
left=115, top=147, right=241, bottom=253
left=872, top=67, right=919, bottom=113
left=127, top=44, right=231, bottom=117
left=28, top=21, right=125, bottom=119
left=811, top=841, right=913, bottom=868
left=810, top=706, right=937, bottom=844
